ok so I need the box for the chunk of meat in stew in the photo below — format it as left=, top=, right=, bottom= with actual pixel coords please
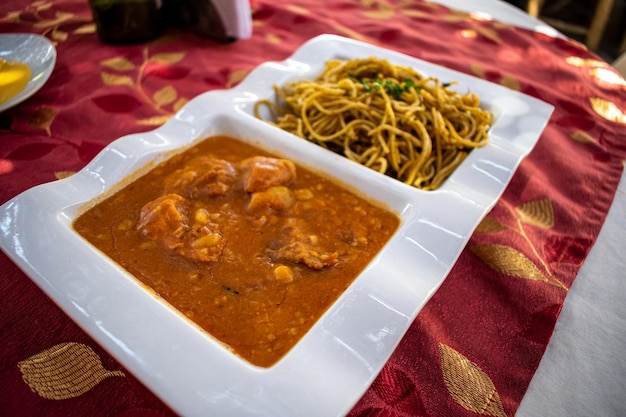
left=239, top=156, right=296, bottom=193
left=137, top=193, right=224, bottom=263
left=267, top=218, right=339, bottom=270
left=164, top=156, right=238, bottom=199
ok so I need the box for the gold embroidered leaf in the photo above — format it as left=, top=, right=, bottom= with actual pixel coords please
left=173, top=97, right=188, bottom=112
left=589, top=68, right=626, bottom=87
left=570, top=130, right=597, bottom=143
left=101, top=72, right=134, bottom=86
left=476, top=26, right=502, bottom=44
left=395, top=0, right=414, bottom=8
left=33, top=11, right=75, bottom=29
left=151, top=52, right=186, bottom=64
left=51, top=28, right=68, bottom=42
left=516, top=198, right=554, bottom=228
left=330, top=23, right=369, bottom=42
left=475, top=216, right=507, bottom=233
left=589, top=97, right=626, bottom=124
left=101, top=56, right=136, bottom=71
left=402, top=9, right=429, bottom=18
left=470, top=244, right=547, bottom=282
left=285, top=5, right=309, bottom=14
left=443, top=14, right=466, bottom=23
left=362, top=8, right=395, bottom=19
left=153, top=85, right=177, bottom=106
left=266, top=33, right=281, bottom=44
left=444, top=9, right=468, bottom=22
left=137, top=115, right=172, bottom=126
left=29, top=107, right=56, bottom=135
left=460, top=29, right=478, bottom=39
left=55, top=171, right=75, bottom=180
left=470, top=63, right=485, bottom=78
left=36, top=2, right=54, bottom=12
left=500, top=75, right=520, bottom=91
left=73, top=23, right=96, bottom=34
left=4, top=11, right=22, bottom=23
left=226, top=69, right=249, bottom=88
left=492, top=21, right=514, bottom=30
left=439, top=343, right=507, bottom=417
left=565, top=56, right=607, bottom=68
left=148, top=34, right=181, bottom=46
left=17, top=343, right=124, bottom=400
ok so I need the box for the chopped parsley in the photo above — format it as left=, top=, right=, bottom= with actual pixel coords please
left=348, top=73, right=453, bottom=99
left=349, top=73, right=416, bottom=99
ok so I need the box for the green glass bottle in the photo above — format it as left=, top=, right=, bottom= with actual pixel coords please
left=89, top=0, right=165, bottom=45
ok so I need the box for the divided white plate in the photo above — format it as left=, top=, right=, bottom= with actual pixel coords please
left=0, top=33, right=56, bottom=112
left=0, top=34, right=553, bottom=416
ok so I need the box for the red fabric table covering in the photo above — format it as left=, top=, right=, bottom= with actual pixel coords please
left=1, top=1, right=625, bottom=416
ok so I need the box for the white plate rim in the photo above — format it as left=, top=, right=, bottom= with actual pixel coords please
left=0, top=34, right=553, bottom=417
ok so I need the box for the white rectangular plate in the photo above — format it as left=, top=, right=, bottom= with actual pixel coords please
left=0, top=34, right=553, bottom=416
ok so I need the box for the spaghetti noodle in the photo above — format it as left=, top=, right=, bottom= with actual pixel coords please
left=254, top=57, right=493, bottom=190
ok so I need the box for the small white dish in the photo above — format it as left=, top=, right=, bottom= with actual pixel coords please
left=0, top=33, right=56, bottom=112
left=0, top=35, right=552, bottom=416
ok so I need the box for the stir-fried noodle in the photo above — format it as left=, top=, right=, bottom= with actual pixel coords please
left=254, top=57, right=493, bottom=190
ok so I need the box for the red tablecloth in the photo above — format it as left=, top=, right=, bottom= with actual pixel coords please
left=1, top=1, right=625, bottom=416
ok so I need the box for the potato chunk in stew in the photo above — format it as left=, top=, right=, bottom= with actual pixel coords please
left=248, top=186, right=296, bottom=214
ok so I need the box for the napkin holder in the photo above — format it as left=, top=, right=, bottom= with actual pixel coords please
left=164, top=0, right=252, bottom=42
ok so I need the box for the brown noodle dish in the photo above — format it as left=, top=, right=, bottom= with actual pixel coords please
left=73, top=136, right=400, bottom=368
left=254, top=57, right=493, bottom=190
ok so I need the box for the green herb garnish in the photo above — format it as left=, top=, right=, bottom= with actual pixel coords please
left=348, top=73, right=417, bottom=99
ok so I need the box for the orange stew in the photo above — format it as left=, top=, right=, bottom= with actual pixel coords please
left=73, top=136, right=400, bottom=367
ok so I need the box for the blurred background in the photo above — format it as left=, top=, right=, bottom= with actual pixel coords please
left=503, top=0, right=625, bottom=62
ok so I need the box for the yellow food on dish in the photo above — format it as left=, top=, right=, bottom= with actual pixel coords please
left=0, top=58, right=31, bottom=105
left=254, top=57, right=493, bottom=190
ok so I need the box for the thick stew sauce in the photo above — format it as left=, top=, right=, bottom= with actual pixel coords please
left=74, top=136, right=399, bottom=367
